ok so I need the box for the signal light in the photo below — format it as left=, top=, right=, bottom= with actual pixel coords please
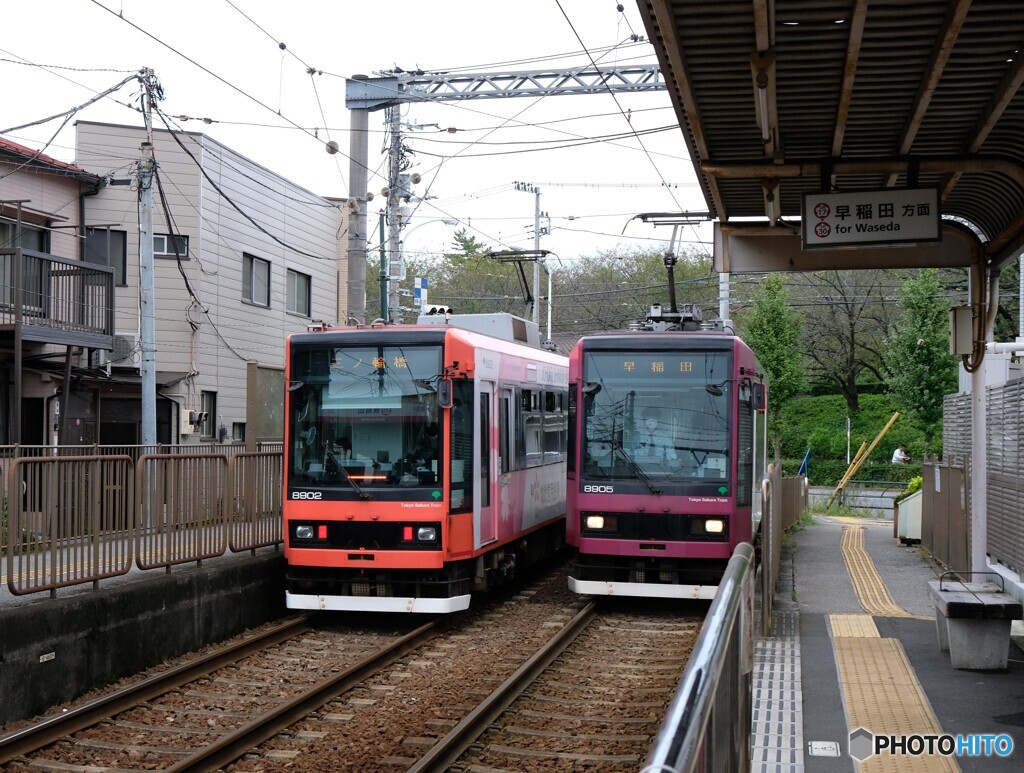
left=403, top=525, right=414, bottom=541
left=318, top=524, right=328, bottom=540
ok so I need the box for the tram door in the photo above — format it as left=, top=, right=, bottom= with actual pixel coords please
left=477, top=381, right=497, bottom=545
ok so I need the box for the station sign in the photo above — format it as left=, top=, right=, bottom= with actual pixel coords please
left=801, top=188, right=940, bottom=250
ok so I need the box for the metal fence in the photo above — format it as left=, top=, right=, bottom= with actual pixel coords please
left=643, top=542, right=756, bottom=773
left=921, top=459, right=970, bottom=573
left=3, top=447, right=283, bottom=597
left=943, top=379, right=1024, bottom=575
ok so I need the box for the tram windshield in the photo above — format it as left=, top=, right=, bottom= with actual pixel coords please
left=288, top=344, right=443, bottom=488
left=581, top=350, right=732, bottom=487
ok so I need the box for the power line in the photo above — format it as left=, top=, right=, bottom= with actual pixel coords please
left=153, top=105, right=336, bottom=261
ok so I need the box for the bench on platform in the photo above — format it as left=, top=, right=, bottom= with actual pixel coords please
left=928, top=576, right=1023, bottom=670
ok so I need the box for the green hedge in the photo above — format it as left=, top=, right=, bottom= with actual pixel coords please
left=780, top=458, right=920, bottom=488
left=779, top=393, right=939, bottom=462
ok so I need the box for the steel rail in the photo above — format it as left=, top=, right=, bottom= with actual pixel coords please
left=0, top=614, right=313, bottom=765
left=165, top=617, right=447, bottom=772
left=407, top=600, right=598, bottom=773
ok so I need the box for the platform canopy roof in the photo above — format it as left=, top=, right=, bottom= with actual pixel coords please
left=638, top=0, right=1024, bottom=272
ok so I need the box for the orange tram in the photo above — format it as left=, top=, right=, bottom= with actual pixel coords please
left=283, top=313, right=569, bottom=613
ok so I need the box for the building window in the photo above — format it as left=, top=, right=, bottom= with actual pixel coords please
left=153, top=233, right=189, bottom=258
left=232, top=422, right=246, bottom=442
left=0, top=219, right=48, bottom=252
left=201, top=391, right=217, bottom=439
left=287, top=269, right=311, bottom=317
left=243, top=253, right=270, bottom=307
left=84, top=228, right=127, bottom=285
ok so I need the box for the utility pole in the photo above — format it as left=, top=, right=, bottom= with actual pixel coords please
left=378, top=211, right=388, bottom=322
left=138, top=68, right=162, bottom=448
left=386, top=106, right=403, bottom=322
left=345, top=76, right=370, bottom=326
left=532, top=186, right=541, bottom=325
left=513, top=181, right=545, bottom=324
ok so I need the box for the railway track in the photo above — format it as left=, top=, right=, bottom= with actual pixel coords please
left=2, top=567, right=703, bottom=771
left=411, top=600, right=702, bottom=772
left=0, top=614, right=444, bottom=771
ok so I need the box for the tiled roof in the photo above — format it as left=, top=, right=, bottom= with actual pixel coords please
left=0, top=136, right=99, bottom=180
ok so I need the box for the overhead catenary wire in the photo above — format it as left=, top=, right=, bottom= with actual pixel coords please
left=86, top=0, right=363, bottom=186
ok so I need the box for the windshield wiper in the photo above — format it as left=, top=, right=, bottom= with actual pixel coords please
left=324, top=442, right=371, bottom=500
left=611, top=441, right=661, bottom=495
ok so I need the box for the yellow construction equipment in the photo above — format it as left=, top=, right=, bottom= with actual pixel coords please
left=827, top=412, right=900, bottom=508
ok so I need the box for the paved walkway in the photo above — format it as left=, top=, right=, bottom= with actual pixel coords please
left=752, top=514, right=1024, bottom=772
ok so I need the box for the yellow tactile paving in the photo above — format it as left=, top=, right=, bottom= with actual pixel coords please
left=829, top=613, right=880, bottom=638
left=841, top=525, right=932, bottom=620
left=829, top=516, right=892, bottom=526
left=833, top=637, right=959, bottom=772
left=831, top=525, right=958, bottom=771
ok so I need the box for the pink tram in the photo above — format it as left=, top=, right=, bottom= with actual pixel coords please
left=567, top=304, right=768, bottom=600
left=283, top=313, right=569, bottom=613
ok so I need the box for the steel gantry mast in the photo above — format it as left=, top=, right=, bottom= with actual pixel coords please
left=341, top=64, right=666, bottom=324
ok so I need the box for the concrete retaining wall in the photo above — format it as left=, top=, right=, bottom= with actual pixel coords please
left=807, top=485, right=901, bottom=516
left=0, top=553, right=286, bottom=726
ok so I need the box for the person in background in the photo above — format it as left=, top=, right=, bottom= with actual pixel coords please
left=891, top=443, right=911, bottom=464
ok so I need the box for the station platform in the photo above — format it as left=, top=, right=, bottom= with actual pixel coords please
left=751, top=514, right=1024, bottom=772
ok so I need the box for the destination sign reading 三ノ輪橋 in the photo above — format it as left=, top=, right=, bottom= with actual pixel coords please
left=801, top=188, right=940, bottom=250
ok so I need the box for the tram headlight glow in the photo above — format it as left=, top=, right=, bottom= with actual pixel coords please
left=704, top=519, right=725, bottom=534
left=585, top=515, right=606, bottom=530
left=295, top=525, right=314, bottom=540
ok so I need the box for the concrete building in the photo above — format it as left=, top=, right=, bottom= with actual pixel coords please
left=73, top=121, right=345, bottom=446
left=0, top=124, right=346, bottom=447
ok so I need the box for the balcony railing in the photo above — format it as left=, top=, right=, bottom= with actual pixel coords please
left=0, top=247, right=114, bottom=347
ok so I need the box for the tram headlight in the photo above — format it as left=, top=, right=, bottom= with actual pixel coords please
left=704, top=519, right=725, bottom=534
left=416, top=526, right=437, bottom=542
left=294, top=524, right=314, bottom=540
left=583, top=514, right=616, bottom=531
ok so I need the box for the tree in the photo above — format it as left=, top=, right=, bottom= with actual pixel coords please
left=553, top=245, right=716, bottom=337
left=883, top=269, right=959, bottom=448
left=788, top=270, right=898, bottom=414
left=738, top=275, right=805, bottom=459
left=994, top=259, right=1021, bottom=342
left=418, top=229, right=530, bottom=317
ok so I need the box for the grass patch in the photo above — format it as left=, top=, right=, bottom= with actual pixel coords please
left=804, top=500, right=879, bottom=519
left=787, top=510, right=817, bottom=534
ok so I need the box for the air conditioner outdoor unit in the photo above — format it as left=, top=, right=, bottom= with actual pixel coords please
left=91, top=349, right=109, bottom=368
left=111, top=333, right=138, bottom=365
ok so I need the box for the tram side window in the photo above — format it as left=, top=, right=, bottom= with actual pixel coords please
left=520, top=389, right=543, bottom=467
left=567, top=388, right=577, bottom=476
left=736, top=399, right=753, bottom=507
left=542, top=390, right=567, bottom=460
left=500, top=393, right=511, bottom=474
left=479, top=394, right=490, bottom=508
left=449, top=381, right=473, bottom=513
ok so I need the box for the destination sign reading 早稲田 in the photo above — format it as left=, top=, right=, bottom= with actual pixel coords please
left=801, top=188, right=940, bottom=250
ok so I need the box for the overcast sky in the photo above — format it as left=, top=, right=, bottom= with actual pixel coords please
left=2, top=0, right=713, bottom=264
